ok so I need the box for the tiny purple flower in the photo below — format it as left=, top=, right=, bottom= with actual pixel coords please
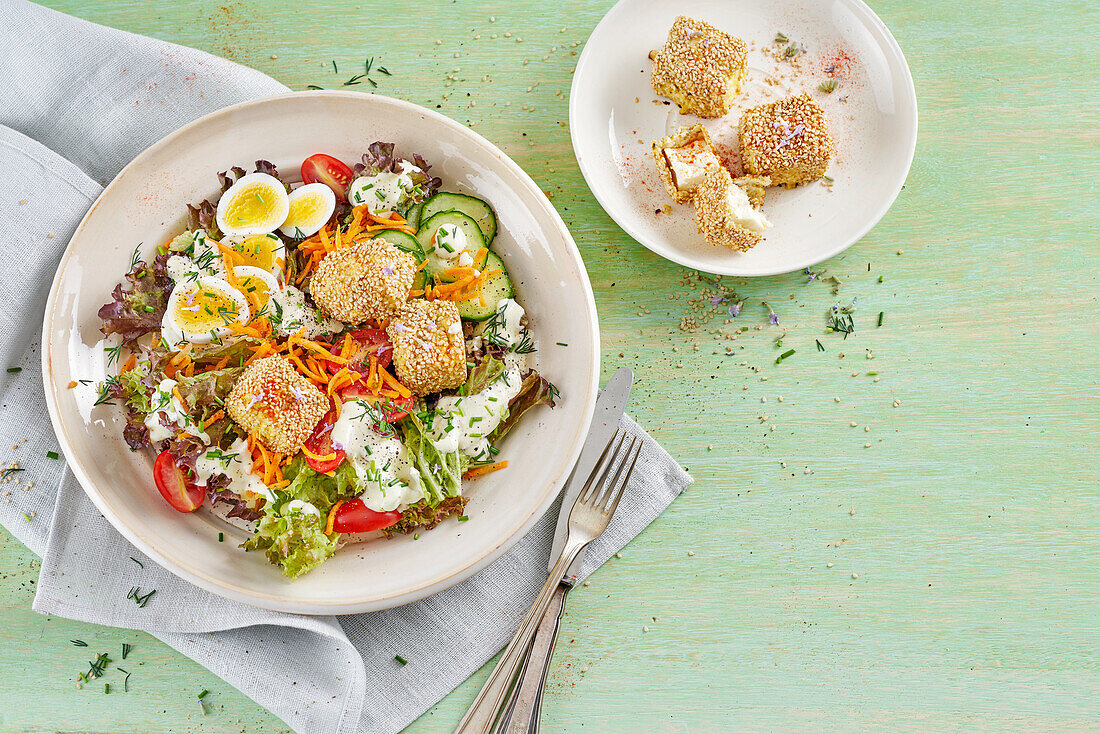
left=381, top=265, right=395, bottom=277
left=331, top=440, right=344, bottom=451
left=710, top=294, right=725, bottom=306
left=291, top=385, right=307, bottom=401
left=247, top=393, right=262, bottom=408
left=728, top=301, right=742, bottom=317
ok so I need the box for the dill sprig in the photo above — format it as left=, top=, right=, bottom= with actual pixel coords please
left=826, top=303, right=856, bottom=338
left=70, top=639, right=88, bottom=647
left=94, top=375, right=120, bottom=406
left=819, top=78, right=840, bottom=93
left=122, top=643, right=132, bottom=659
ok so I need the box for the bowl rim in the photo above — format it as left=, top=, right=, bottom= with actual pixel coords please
left=568, top=0, right=919, bottom=277
left=40, top=91, right=600, bottom=614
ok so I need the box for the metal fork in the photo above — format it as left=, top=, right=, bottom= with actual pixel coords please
left=454, top=430, right=643, bottom=734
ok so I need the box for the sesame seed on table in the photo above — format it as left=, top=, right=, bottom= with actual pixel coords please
left=3, top=1, right=1097, bottom=733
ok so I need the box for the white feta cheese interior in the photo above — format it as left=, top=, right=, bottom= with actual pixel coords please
left=663, top=140, right=721, bottom=192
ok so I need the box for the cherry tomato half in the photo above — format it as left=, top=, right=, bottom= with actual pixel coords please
left=301, top=154, right=354, bottom=202
left=349, top=328, right=394, bottom=368
left=303, top=408, right=346, bottom=473
left=153, top=450, right=204, bottom=513
left=331, top=498, right=402, bottom=533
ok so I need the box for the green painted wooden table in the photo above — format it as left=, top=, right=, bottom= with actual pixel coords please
left=2, top=0, right=1097, bottom=731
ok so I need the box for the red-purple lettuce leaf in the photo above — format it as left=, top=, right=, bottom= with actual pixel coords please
left=98, top=253, right=173, bottom=345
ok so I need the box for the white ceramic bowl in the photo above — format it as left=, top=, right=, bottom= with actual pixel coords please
left=570, top=0, right=918, bottom=276
left=41, top=92, right=599, bottom=614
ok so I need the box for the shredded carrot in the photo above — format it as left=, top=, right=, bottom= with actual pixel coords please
left=121, top=353, right=136, bottom=373
left=301, top=445, right=336, bottom=462
left=464, top=461, right=509, bottom=479
left=67, top=380, right=78, bottom=389
left=326, top=500, right=344, bottom=535
left=172, top=387, right=190, bottom=413
left=379, top=367, right=412, bottom=398
left=202, top=409, right=225, bottom=429
left=213, top=355, right=230, bottom=371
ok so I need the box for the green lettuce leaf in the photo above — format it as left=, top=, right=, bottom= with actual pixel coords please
left=281, top=456, right=360, bottom=509
left=243, top=501, right=340, bottom=580
left=461, top=356, right=505, bottom=396
left=400, top=411, right=466, bottom=506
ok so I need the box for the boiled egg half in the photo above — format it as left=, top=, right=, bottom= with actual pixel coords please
left=280, top=183, right=336, bottom=238
left=216, top=172, right=290, bottom=238
left=229, top=266, right=281, bottom=317
left=162, top=276, right=250, bottom=348
left=230, top=233, right=286, bottom=279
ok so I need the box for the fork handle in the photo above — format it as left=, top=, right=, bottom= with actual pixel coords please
left=503, top=583, right=568, bottom=734
left=454, top=540, right=587, bottom=734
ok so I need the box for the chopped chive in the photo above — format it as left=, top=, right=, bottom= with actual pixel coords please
left=331, top=60, right=337, bottom=73
left=877, top=311, right=884, bottom=327
left=394, top=655, right=408, bottom=666
left=6, top=367, right=21, bottom=373
left=22, top=512, right=31, bottom=521
left=104, top=683, right=110, bottom=694
left=46, top=450, right=60, bottom=459
left=122, top=643, right=132, bottom=659
left=218, top=532, right=224, bottom=542
left=143, top=305, right=155, bottom=312
left=198, top=689, right=210, bottom=699
left=118, top=667, right=131, bottom=692
left=775, top=349, right=796, bottom=364
left=71, top=639, right=88, bottom=647
left=129, top=556, right=144, bottom=568
left=556, top=342, right=568, bottom=346
left=877, top=275, right=884, bottom=283
left=816, top=339, right=825, bottom=352
left=306, top=84, right=324, bottom=90
left=457, top=516, right=469, bottom=522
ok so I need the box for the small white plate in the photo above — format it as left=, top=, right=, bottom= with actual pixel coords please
left=570, top=0, right=918, bottom=276
left=41, top=92, right=599, bottom=614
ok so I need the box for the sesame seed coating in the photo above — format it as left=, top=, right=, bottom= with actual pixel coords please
left=649, top=16, right=747, bottom=118
left=738, top=93, right=834, bottom=187
left=692, top=167, right=762, bottom=252
left=387, top=299, right=466, bottom=396
left=651, top=124, right=721, bottom=203
left=226, top=356, right=328, bottom=454
left=309, top=238, right=416, bottom=324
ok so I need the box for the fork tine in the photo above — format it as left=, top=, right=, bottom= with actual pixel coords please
left=579, top=430, right=625, bottom=504
left=604, top=439, right=643, bottom=517
left=594, top=436, right=640, bottom=510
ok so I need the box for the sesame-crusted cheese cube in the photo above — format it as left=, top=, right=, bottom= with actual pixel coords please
left=738, top=93, right=834, bottom=187
left=309, top=239, right=416, bottom=324
left=387, top=300, right=466, bottom=396
left=649, top=16, right=747, bottom=118
left=651, top=125, right=723, bottom=203
left=692, top=167, right=771, bottom=252
left=226, top=356, right=328, bottom=454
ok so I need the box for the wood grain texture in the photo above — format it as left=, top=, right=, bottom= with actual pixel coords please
left=2, top=0, right=1098, bottom=731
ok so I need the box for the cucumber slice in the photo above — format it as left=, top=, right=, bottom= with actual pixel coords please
left=416, top=211, right=487, bottom=278
left=420, top=192, right=497, bottom=244
left=405, top=201, right=424, bottom=230
left=370, top=229, right=424, bottom=260
left=412, top=268, right=428, bottom=291
left=457, top=251, right=513, bottom=321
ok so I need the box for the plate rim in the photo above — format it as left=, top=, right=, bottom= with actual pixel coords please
left=40, top=90, right=600, bottom=614
left=569, top=0, right=919, bottom=276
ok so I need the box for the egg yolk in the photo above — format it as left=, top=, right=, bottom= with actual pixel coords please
left=284, top=192, right=327, bottom=231
left=223, top=183, right=282, bottom=227
left=235, top=275, right=273, bottom=312
left=237, top=234, right=283, bottom=273
left=174, top=285, right=242, bottom=331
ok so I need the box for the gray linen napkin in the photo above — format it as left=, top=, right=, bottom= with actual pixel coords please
left=0, top=2, right=692, bottom=732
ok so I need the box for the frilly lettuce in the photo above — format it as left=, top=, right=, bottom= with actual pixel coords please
left=242, top=458, right=360, bottom=578
left=98, top=253, right=173, bottom=345
left=352, top=141, right=441, bottom=210
left=487, top=372, right=558, bottom=445
left=243, top=495, right=340, bottom=579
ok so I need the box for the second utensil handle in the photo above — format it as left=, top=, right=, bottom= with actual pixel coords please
left=505, top=583, right=568, bottom=734
left=454, top=540, right=585, bottom=734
